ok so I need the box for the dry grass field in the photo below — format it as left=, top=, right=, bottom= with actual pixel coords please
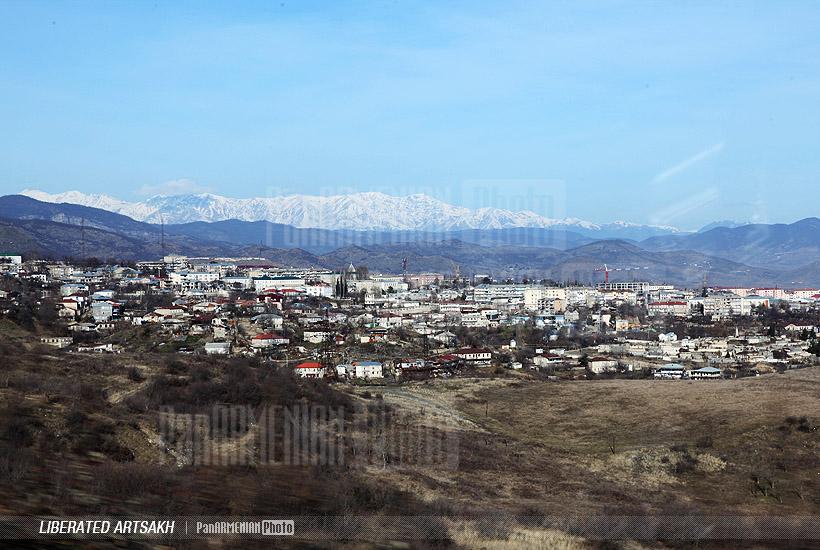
left=369, top=368, right=820, bottom=521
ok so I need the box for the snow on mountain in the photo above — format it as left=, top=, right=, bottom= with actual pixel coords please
left=20, top=189, right=159, bottom=221
left=22, top=189, right=132, bottom=213
left=697, top=220, right=751, bottom=233
left=18, top=189, right=682, bottom=235
left=604, top=220, right=679, bottom=231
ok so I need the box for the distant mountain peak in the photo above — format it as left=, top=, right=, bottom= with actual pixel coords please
left=18, top=188, right=682, bottom=237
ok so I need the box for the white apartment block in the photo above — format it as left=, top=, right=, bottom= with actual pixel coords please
left=565, top=287, right=600, bottom=307
left=523, top=287, right=565, bottom=313
left=752, top=288, right=788, bottom=300
left=647, top=301, right=689, bottom=317
left=169, top=271, right=220, bottom=289
left=597, top=282, right=651, bottom=292
left=0, top=254, right=23, bottom=266
left=253, top=276, right=305, bottom=292
left=220, top=276, right=253, bottom=290
left=789, top=288, right=820, bottom=299
left=349, top=278, right=409, bottom=294
left=163, top=255, right=190, bottom=270
left=472, top=284, right=530, bottom=303
left=716, top=287, right=753, bottom=297
left=694, top=294, right=770, bottom=317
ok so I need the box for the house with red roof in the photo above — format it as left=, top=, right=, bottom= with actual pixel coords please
left=251, top=332, right=290, bottom=348
left=294, top=361, right=325, bottom=379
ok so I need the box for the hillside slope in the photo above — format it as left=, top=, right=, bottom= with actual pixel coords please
left=642, top=218, right=820, bottom=269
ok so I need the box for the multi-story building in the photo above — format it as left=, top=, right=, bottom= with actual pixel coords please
left=169, top=271, right=220, bottom=290
left=647, top=301, right=689, bottom=317
left=472, top=284, right=530, bottom=304
left=406, top=273, right=444, bottom=287
left=752, top=288, right=788, bottom=300
left=695, top=293, right=770, bottom=317
left=163, top=255, right=190, bottom=271
left=789, top=288, right=820, bottom=299
left=253, top=276, right=305, bottom=293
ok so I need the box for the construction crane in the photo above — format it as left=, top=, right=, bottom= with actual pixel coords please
left=594, top=264, right=610, bottom=284
left=594, top=264, right=648, bottom=284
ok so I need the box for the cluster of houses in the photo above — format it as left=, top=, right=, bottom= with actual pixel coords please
left=645, top=287, right=820, bottom=318
left=277, top=348, right=493, bottom=381
left=2, top=253, right=818, bottom=382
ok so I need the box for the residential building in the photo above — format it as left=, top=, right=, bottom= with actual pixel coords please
left=588, top=356, right=618, bottom=374
left=690, top=366, right=722, bottom=380
left=336, top=360, right=383, bottom=379
left=40, top=336, right=73, bottom=349
left=647, top=301, right=689, bottom=317
left=251, top=332, right=289, bottom=348
left=294, top=362, right=326, bottom=379
left=453, top=347, right=492, bottom=364
left=654, top=363, right=688, bottom=379
left=204, top=342, right=231, bottom=355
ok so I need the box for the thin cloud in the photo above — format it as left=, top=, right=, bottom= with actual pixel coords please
left=651, top=142, right=725, bottom=185
left=138, top=178, right=210, bottom=197
left=649, top=187, right=720, bottom=228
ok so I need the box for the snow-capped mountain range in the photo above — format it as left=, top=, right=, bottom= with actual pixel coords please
left=19, top=189, right=682, bottom=236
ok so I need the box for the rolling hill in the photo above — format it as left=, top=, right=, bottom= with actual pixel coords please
left=0, top=194, right=162, bottom=238
left=641, top=218, right=820, bottom=269
left=1, top=193, right=818, bottom=286
left=0, top=217, right=236, bottom=260
left=165, top=221, right=596, bottom=253
left=307, top=239, right=788, bottom=287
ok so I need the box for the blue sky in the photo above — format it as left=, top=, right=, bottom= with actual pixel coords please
left=1, top=1, right=819, bottom=229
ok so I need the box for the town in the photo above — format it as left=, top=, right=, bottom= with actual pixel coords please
left=3, top=251, right=819, bottom=383
left=5, top=1, right=820, bottom=544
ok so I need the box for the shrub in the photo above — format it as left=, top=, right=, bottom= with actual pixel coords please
left=127, top=366, right=145, bottom=382
left=189, top=365, right=211, bottom=383
left=70, top=419, right=134, bottom=461
left=2, top=417, right=35, bottom=447
left=0, top=401, right=38, bottom=448
left=0, top=444, right=33, bottom=481
left=695, top=435, right=713, bottom=449
left=165, top=359, right=186, bottom=375
left=95, top=462, right=173, bottom=499
left=674, top=452, right=698, bottom=474
left=124, top=394, right=149, bottom=413
left=65, top=408, right=87, bottom=428
left=77, top=383, right=107, bottom=409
